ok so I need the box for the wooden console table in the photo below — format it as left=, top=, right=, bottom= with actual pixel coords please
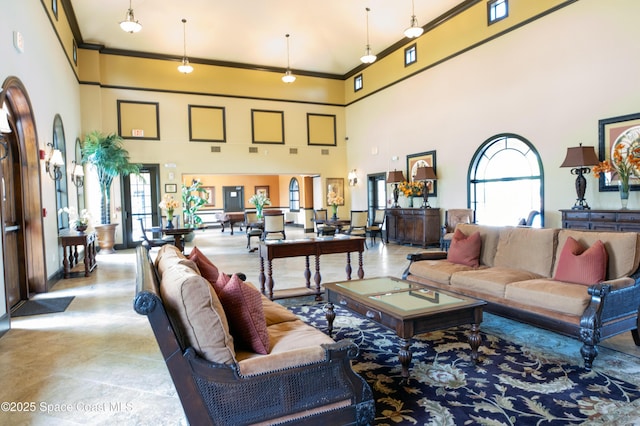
left=560, top=209, right=640, bottom=232
left=258, top=236, right=365, bottom=301
left=385, top=208, right=441, bottom=247
left=59, top=230, right=97, bottom=278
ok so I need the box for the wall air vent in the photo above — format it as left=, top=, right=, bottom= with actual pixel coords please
left=321, top=149, right=330, bottom=155
left=249, top=147, right=259, bottom=153
left=289, top=148, right=298, bottom=155
left=210, top=146, right=221, bottom=153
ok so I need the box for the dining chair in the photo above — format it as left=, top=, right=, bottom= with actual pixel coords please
left=313, top=209, right=336, bottom=236
left=262, top=213, right=286, bottom=241
left=366, top=209, right=386, bottom=245
left=347, top=210, right=368, bottom=248
left=440, top=208, right=475, bottom=251
left=244, top=211, right=263, bottom=251
left=138, top=217, right=173, bottom=251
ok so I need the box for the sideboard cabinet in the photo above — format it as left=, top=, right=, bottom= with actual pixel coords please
left=560, top=209, right=640, bottom=232
left=385, top=208, right=441, bottom=247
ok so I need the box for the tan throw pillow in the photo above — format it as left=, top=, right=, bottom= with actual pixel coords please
left=553, top=237, right=608, bottom=285
left=447, top=229, right=481, bottom=267
left=216, top=274, right=270, bottom=355
left=160, top=263, right=236, bottom=364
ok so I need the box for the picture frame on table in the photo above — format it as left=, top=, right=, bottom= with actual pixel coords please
left=326, top=178, right=345, bottom=206
left=407, top=150, right=437, bottom=196
left=598, top=112, right=640, bottom=192
left=164, top=183, right=177, bottom=193
left=255, top=185, right=269, bottom=198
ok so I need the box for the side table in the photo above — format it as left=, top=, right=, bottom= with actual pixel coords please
left=60, top=230, right=97, bottom=278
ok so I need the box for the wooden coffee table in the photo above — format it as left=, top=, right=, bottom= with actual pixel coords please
left=323, top=276, right=486, bottom=381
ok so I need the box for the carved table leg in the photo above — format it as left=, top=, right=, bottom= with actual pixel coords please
left=468, top=323, right=482, bottom=363
left=324, top=302, right=335, bottom=336
left=304, top=255, right=311, bottom=289
left=358, top=251, right=364, bottom=279
left=399, top=338, right=413, bottom=383
left=266, top=260, right=274, bottom=300
left=62, top=246, right=70, bottom=279
left=345, top=252, right=352, bottom=280
left=314, top=255, right=322, bottom=301
left=259, top=257, right=266, bottom=295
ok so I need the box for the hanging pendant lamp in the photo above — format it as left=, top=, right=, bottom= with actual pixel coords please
left=177, top=18, right=194, bottom=74
left=404, top=0, right=424, bottom=38
left=282, top=34, right=296, bottom=83
left=119, top=0, right=142, bottom=33
left=360, top=7, right=377, bottom=64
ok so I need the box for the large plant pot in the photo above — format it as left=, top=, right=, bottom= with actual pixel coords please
left=94, top=224, right=118, bottom=254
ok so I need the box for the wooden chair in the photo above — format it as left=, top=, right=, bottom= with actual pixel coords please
left=313, top=209, right=336, bottom=236
left=138, top=217, right=173, bottom=250
left=347, top=210, right=368, bottom=248
left=244, top=211, right=263, bottom=251
left=440, top=209, right=475, bottom=251
left=366, top=209, right=386, bottom=244
left=262, top=213, right=286, bottom=241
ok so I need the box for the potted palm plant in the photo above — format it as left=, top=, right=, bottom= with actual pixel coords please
left=82, top=131, right=140, bottom=253
left=181, top=179, right=209, bottom=242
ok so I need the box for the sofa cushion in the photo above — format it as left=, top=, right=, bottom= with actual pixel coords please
left=505, top=279, right=591, bottom=317
left=160, top=262, right=236, bottom=364
left=262, top=295, right=300, bottom=326
left=553, top=237, right=607, bottom=285
left=555, top=230, right=639, bottom=280
left=456, top=224, right=501, bottom=267
left=450, top=266, right=543, bottom=299
left=155, top=244, right=185, bottom=277
left=215, top=274, right=270, bottom=354
left=447, top=229, right=481, bottom=267
left=494, top=227, right=557, bottom=277
left=409, top=260, right=482, bottom=286
left=188, top=246, right=220, bottom=283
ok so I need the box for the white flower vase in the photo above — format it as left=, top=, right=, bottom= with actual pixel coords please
left=398, top=196, right=411, bottom=208
left=412, top=197, right=423, bottom=208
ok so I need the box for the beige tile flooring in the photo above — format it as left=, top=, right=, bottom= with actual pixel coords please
left=0, top=226, right=638, bottom=425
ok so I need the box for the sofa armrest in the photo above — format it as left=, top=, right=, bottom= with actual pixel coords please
left=406, top=251, right=447, bottom=262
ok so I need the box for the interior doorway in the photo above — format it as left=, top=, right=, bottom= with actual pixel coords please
left=122, top=164, right=162, bottom=248
left=223, top=186, right=244, bottom=212
left=367, top=173, right=387, bottom=221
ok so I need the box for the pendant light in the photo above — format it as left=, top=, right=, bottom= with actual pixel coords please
left=177, top=18, right=194, bottom=74
left=282, top=34, right=296, bottom=83
left=119, top=0, right=142, bottom=33
left=404, top=0, right=424, bottom=38
left=360, top=7, right=377, bottom=64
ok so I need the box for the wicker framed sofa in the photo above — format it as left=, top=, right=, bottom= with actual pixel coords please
left=134, top=245, right=374, bottom=425
left=403, top=223, right=640, bottom=370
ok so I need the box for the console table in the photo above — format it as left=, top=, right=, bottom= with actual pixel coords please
left=385, top=208, right=441, bottom=247
left=258, top=236, right=365, bottom=301
left=59, top=230, right=97, bottom=278
left=560, top=209, right=640, bottom=232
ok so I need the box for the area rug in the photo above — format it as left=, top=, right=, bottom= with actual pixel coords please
left=11, top=296, right=75, bottom=317
left=289, top=304, right=640, bottom=425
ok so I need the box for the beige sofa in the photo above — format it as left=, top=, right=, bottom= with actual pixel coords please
left=134, top=245, right=374, bottom=425
left=403, top=224, right=640, bottom=370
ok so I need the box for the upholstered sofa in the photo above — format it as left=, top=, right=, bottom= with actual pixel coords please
left=134, top=245, right=374, bottom=425
left=403, top=223, right=640, bottom=370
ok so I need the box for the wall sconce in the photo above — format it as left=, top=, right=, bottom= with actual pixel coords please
left=414, top=166, right=437, bottom=208
left=387, top=169, right=406, bottom=208
left=45, top=142, right=64, bottom=181
left=70, top=160, right=84, bottom=187
left=560, top=143, right=599, bottom=210
left=348, top=169, right=358, bottom=186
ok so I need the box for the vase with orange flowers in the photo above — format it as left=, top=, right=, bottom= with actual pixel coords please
left=593, top=138, right=640, bottom=209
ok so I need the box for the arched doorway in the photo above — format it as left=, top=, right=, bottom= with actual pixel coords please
left=1, top=76, right=47, bottom=312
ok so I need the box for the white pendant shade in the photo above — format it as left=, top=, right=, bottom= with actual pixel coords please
left=119, top=1, right=142, bottom=33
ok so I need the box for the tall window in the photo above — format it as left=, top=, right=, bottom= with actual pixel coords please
left=289, top=178, right=300, bottom=212
left=53, top=114, right=69, bottom=230
left=469, top=134, right=543, bottom=226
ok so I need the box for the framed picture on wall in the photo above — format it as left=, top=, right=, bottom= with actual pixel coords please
left=598, top=112, right=640, bottom=192
left=165, top=183, right=177, bottom=193
left=326, top=178, right=345, bottom=206
left=203, top=186, right=215, bottom=206
left=407, top=150, right=437, bottom=196
left=255, top=185, right=269, bottom=198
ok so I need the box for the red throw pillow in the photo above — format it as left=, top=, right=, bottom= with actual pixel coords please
left=554, top=237, right=607, bottom=285
left=447, top=229, right=481, bottom=267
left=188, top=247, right=220, bottom=284
left=216, top=274, right=270, bottom=354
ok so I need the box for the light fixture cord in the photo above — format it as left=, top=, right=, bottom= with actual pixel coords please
left=182, top=18, right=188, bottom=59
left=286, top=34, right=291, bottom=69
left=365, top=7, right=371, bottom=47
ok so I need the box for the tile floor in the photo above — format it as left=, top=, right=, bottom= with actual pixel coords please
left=0, top=226, right=638, bottom=425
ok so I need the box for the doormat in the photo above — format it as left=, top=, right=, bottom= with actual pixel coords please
left=12, top=296, right=75, bottom=317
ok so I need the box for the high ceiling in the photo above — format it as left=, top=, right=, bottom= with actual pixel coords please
left=69, top=0, right=467, bottom=77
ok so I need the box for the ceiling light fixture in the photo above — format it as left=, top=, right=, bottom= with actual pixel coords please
left=360, top=7, right=377, bottom=64
left=177, top=18, right=194, bottom=74
left=282, top=34, right=296, bottom=83
left=404, top=0, right=424, bottom=38
left=119, top=0, right=142, bottom=33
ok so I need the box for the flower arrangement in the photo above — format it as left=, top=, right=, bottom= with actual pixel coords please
left=159, top=194, right=180, bottom=220
left=327, top=191, right=344, bottom=207
left=58, top=206, right=91, bottom=230
left=249, top=192, right=271, bottom=218
left=593, top=139, right=640, bottom=194
left=398, top=180, right=424, bottom=197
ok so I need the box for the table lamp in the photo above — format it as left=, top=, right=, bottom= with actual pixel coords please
left=560, top=144, right=599, bottom=210
left=414, top=166, right=437, bottom=208
left=387, top=170, right=405, bottom=208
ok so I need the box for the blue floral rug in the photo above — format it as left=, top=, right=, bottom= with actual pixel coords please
left=288, top=304, right=640, bottom=425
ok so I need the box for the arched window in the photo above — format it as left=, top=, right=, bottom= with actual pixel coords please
left=289, top=178, right=300, bottom=212
left=469, top=134, right=544, bottom=227
left=53, top=114, right=69, bottom=230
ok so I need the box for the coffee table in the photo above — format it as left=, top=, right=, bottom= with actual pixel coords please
left=323, top=276, right=486, bottom=381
